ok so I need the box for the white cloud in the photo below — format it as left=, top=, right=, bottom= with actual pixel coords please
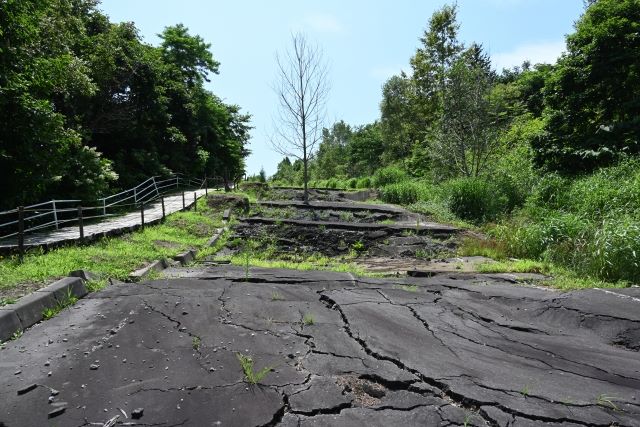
left=492, top=40, right=566, bottom=71
left=304, top=13, right=343, bottom=34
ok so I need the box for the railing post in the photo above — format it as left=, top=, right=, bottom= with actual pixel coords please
left=78, top=206, right=84, bottom=241
left=205, top=175, right=208, bottom=196
left=182, top=191, right=185, bottom=209
left=134, top=187, right=137, bottom=205
left=102, top=199, right=106, bottom=216
left=52, top=200, right=59, bottom=230
left=193, top=192, right=197, bottom=212
left=140, top=202, right=145, bottom=229
left=17, top=206, right=24, bottom=262
left=161, top=197, right=166, bottom=221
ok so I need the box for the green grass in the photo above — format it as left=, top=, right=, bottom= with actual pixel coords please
left=0, top=201, right=223, bottom=294
left=396, top=284, right=419, bottom=292
left=302, top=313, right=315, bottom=325
left=236, top=353, right=273, bottom=384
left=42, top=288, right=78, bottom=320
left=226, top=254, right=386, bottom=277
left=0, top=297, right=17, bottom=307
left=476, top=259, right=629, bottom=291
left=192, top=336, right=201, bottom=351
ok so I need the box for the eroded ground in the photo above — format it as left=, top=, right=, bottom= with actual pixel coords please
left=1, top=190, right=639, bottom=426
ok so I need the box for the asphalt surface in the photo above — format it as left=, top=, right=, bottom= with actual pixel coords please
left=1, top=265, right=639, bottom=426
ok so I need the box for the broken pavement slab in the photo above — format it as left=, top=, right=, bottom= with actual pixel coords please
left=1, top=265, right=639, bottom=426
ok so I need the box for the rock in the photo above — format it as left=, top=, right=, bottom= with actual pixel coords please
left=131, top=407, right=144, bottom=419
left=48, top=405, right=66, bottom=418
left=90, top=363, right=100, bottom=370
left=17, top=384, right=38, bottom=395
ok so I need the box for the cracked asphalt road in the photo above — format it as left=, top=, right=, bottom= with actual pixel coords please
left=1, top=265, right=639, bottom=426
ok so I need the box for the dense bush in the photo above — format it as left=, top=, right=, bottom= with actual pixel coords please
left=373, top=166, right=408, bottom=188
left=356, top=177, right=372, bottom=189
left=443, top=178, right=506, bottom=223
left=380, top=182, right=420, bottom=205
left=348, top=178, right=358, bottom=189
left=491, top=159, right=640, bottom=283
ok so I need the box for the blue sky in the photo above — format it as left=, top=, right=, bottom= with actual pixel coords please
left=100, top=0, right=585, bottom=176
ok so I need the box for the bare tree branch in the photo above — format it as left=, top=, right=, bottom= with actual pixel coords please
left=271, top=32, right=330, bottom=202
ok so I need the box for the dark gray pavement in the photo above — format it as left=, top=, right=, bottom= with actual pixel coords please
left=1, top=265, right=639, bottom=426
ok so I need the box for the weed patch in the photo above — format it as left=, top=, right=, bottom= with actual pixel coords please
left=236, top=353, right=272, bottom=384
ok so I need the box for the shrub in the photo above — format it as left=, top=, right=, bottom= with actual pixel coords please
left=380, top=182, right=420, bottom=205
left=528, top=173, right=570, bottom=210
left=348, top=178, right=358, bottom=189
left=443, top=178, right=506, bottom=223
left=326, top=178, right=338, bottom=189
left=356, top=177, right=372, bottom=189
left=587, top=216, right=640, bottom=282
left=373, top=166, right=408, bottom=188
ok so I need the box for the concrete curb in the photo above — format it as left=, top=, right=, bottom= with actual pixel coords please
left=0, top=277, right=87, bottom=342
left=129, top=259, right=170, bottom=279
left=1, top=228, right=227, bottom=341
left=207, top=228, right=225, bottom=247
left=173, top=249, right=197, bottom=265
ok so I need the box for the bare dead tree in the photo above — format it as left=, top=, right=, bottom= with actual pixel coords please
left=271, top=33, right=330, bottom=203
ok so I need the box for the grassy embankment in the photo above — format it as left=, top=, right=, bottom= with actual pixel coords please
left=342, top=161, right=640, bottom=290
left=0, top=197, right=227, bottom=305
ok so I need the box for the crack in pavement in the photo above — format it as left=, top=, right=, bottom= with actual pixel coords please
left=317, top=291, right=637, bottom=427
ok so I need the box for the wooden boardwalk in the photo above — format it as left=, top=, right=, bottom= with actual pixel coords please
left=0, top=189, right=211, bottom=251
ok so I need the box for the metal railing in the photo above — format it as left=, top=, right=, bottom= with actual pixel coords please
left=0, top=173, right=224, bottom=256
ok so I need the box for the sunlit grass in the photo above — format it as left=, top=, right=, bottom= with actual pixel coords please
left=0, top=203, right=222, bottom=292
left=477, top=259, right=630, bottom=291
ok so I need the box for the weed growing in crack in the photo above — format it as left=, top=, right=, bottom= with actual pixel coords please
left=596, top=394, right=620, bottom=411
left=236, top=353, right=272, bottom=384
left=303, top=313, right=315, bottom=326
left=414, top=248, right=430, bottom=259
left=339, top=211, right=355, bottom=222
left=520, top=384, right=530, bottom=397
left=42, top=288, right=78, bottom=320
left=463, top=414, right=472, bottom=427
left=271, top=292, right=284, bottom=301
left=11, top=329, right=23, bottom=340
left=86, top=279, right=107, bottom=293
left=396, top=284, right=418, bottom=292
left=192, top=336, right=201, bottom=351
left=351, top=240, right=366, bottom=253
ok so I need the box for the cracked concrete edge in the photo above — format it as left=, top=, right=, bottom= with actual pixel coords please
left=0, top=276, right=88, bottom=341
left=129, top=258, right=171, bottom=279
left=130, top=228, right=227, bottom=279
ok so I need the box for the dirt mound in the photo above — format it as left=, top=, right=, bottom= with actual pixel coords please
left=206, top=194, right=249, bottom=212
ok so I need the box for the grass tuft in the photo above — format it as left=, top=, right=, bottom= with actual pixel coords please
left=236, top=353, right=272, bottom=384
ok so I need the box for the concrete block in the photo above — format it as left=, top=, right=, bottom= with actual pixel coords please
left=173, top=249, right=197, bottom=265
left=11, top=292, right=57, bottom=329
left=0, top=309, right=22, bottom=342
left=69, top=270, right=98, bottom=282
left=129, top=259, right=169, bottom=279
left=38, top=277, right=88, bottom=301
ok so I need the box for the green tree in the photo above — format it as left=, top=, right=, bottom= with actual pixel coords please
left=534, top=0, right=640, bottom=172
